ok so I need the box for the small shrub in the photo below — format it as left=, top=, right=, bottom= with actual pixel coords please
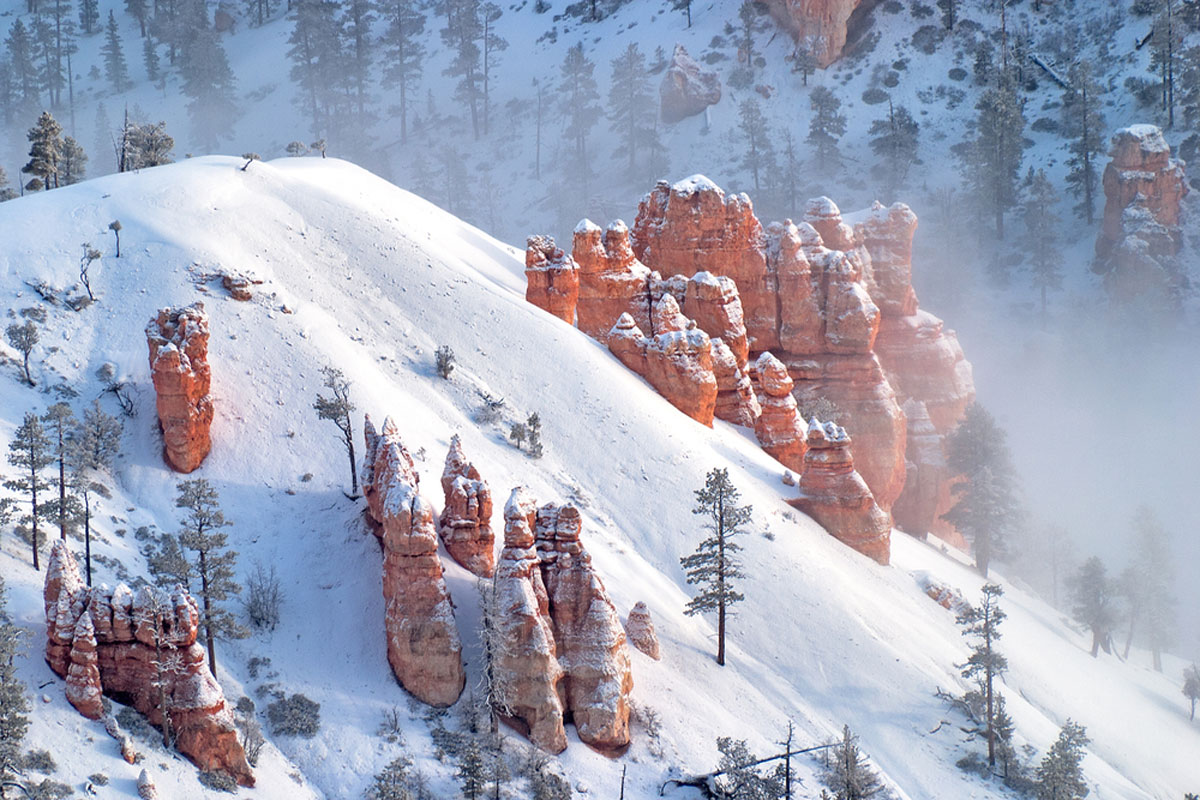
left=435, top=345, right=455, bottom=379
left=798, top=396, right=841, bottom=424
left=525, top=413, right=543, bottom=459
left=476, top=391, right=505, bottom=424
left=247, top=656, right=272, bottom=679
left=25, top=779, right=72, bottom=800
left=948, top=67, right=967, bottom=81
left=861, top=87, right=889, bottom=105
left=882, top=71, right=900, bottom=88
left=244, top=561, right=282, bottom=631
left=1030, top=117, right=1059, bottom=134
left=911, top=24, right=943, bottom=54
left=377, top=707, right=407, bottom=744
left=22, top=749, right=57, bottom=774
left=88, top=773, right=110, bottom=786
left=198, top=769, right=238, bottom=792
left=267, top=693, right=321, bottom=738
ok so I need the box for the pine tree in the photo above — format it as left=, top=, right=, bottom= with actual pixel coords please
left=1148, top=0, right=1178, bottom=128
left=369, top=755, right=417, bottom=800
left=5, top=320, right=39, bottom=383
left=102, top=11, right=130, bottom=92
left=1182, top=664, right=1200, bottom=721
left=1034, top=720, right=1089, bottom=800
left=941, top=403, right=1019, bottom=576
left=957, top=583, right=1008, bottom=768
left=868, top=98, right=919, bottom=197
left=807, top=86, right=846, bottom=174
left=0, top=167, right=13, bottom=201
left=441, top=0, right=483, bottom=139
left=79, top=0, right=99, bottom=34
left=1022, top=168, right=1061, bottom=323
left=147, top=532, right=195, bottom=589
left=822, top=725, right=884, bottom=800
left=123, top=118, right=175, bottom=169
left=1120, top=506, right=1174, bottom=670
left=178, top=8, right=239, bottom=150
left=714, top=737, right=781, bottom=800
left=143, top=35, right=159, bottom=83
left=456, top=737, right=486, bottom=799
left=68, top=400, right=120, bottom=585
left=40, top=402, right=76, bottom=540
left=23, top=110, right=64, bottom=190
left=340, top=0, right=374, bottom=131
left=607, top=43, right=654, bottom=176
left=0, top=576, right=31, bottom=786
left=959, top=81, right=1027, bottom=238
left=175, top=479, right=246, bottom=675
left=1062, top=60, right=1105, bottom=224
left=6, top=20, right=40, bottom=117
left=1180, top=46, right=1200, bottom=160
left=557, top=42, right=600, bottom=194
left=92, top=102, right=113, bottom=173
left=287, top=0, right=345, bottom=139
left=737, top=97, right=774, bottom=194
left=5, top=412, right=54, bottom=570
left=382, top=0, right=425, bottom=145
left=125, top=0, right=148, bottom=36
left=59, top=136, right=86, bottom=185
left=313, top=365, right=358, bottom=496
left=1069, top=556, right=1118, bottom=657
left=781, top=130, right=801, bottom=214
left=480, top=2, right=505, bottom=136
left=244, top=0, right=275, bottom=27
left=681, top=467, right=750, bottom=666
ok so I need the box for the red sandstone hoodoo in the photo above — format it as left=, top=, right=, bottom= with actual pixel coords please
left=440, top=435, right=496, bottom=578
left=146, top=303, right=214, bottom=473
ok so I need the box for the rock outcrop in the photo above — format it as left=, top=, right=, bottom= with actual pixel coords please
left=493, top=488, right=568, bottom=754
left=439, top=435, right=495, bottom=578
left=363, top=416, right=465, bottom=708
left=1094, top=125, right=1189, bottom=307
left=790, top=420, right=891, bottom=565
left=146, top=303, right=213, bottom=473
left=536, top=504, right=633, bottom=751
left=624, top=602, right=661, bottom=661
left=660, top=44, right=722, bottom=123
left=525, top=235, right=580, bottom=324
left=43, top=542, right=253, bottom=786
left=763, top=0, right=866, bottom=67
left=711, top=339, right=761, bottom=427
left=753, top=352, right=807, bottom=473
left=572, top=219, right=653, bottom=341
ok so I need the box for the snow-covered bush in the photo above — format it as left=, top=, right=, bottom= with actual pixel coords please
left=244, top=561, right=282, bottom=631
left=267, top=693, right=321, bottom=738
left=435, top=345, right=455, bottom=379
left=198, top=769, right=238, bottom=792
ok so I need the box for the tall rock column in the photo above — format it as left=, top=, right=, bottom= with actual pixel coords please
left=753, top=352, right=806, bottom=473
left=146, top=303, right=213, bottom=473
left=525, top=235, right=580, bottom=324
left=440, top=435, right=495, bottom=578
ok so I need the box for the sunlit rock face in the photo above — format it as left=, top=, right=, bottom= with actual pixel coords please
left=525, top=234, right=580, bottom=324
left=1094, top=125, right=1189, bottom=308
left=762, top=0, right=867, bottom=68
left=659, top=44, right=722, bottom=123
left=440, top=435, right=495, bottom=578
left=362, top=416, right=466, bottom=708
left=790, top=420, right=892, bottom=565
left=146, top=303, right=213, bottom=473
left=624, top=601, right=661, bottom=661
left=43, top=542, right=254, bottom=786
left=753, top=351, right=807, bottom=474
left=571, top=219, right=653, bottom=342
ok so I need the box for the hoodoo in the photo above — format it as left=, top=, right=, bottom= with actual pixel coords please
left=146, top=303, right=213, bottom=473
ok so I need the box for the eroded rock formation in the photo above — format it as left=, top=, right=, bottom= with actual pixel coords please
left=43, top=542, right=253, bottom=786
left=363, top=416, right=465, bottom=708
left=146, top=303, right=213, bottom=473
left=493, top=488, right=568, bottom=754
left=440, top=435, right=495, bottom=578
left=624, top=602, right=661, bottom=661
left=660, top=44, right=722, bottom=123
left=763, top=0, right=866, bottom=68
left=890, top=400, right=960, bottom=546
left=525, top=235, right=580, bottom=324
left=536, top=503, right=633, bottom=751
left=753, top=352, right=807, bottom=473
left=572, top=219, right=653, bottom=341
left=1094, top=125, right=1189, bottom=307
left=790, top=420, right=891, bottom=565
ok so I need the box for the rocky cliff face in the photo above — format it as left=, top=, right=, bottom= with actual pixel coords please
left=440, top=435, right=495, bottom=578
left=790, top=421, right=892, bottom=565
left=525, top=235, right=580, bottom=324
left=363, top=416, right=465, bottom=708
left=1094, top=125, right=1189, bottom=308
left=659, top=44, right=722, bottom=123
left=146, top=303, right=213, bottom=473
left=763, top=0, right=866, bottom=67
left=571, top=219, right=653, bottom=341
left=43, top=542, right=253, bottom=786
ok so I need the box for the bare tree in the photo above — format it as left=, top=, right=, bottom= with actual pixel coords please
left=313, top=366, right=358, bottom=496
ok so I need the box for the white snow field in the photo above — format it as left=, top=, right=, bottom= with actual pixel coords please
left=0, top=157, right=1195, bottom=798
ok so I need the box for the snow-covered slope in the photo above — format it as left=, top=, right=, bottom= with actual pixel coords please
left=0, top=158, right=1194, bottom=799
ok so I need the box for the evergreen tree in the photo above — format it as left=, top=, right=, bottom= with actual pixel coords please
left=102, top=10, right=130, bottom=92
left=369, top=755, right=418, bottom=800
left=79, top=0, right=100, bottom=34
left=941, top=403, right=1020, bottom=576
left=868, top=98, right=919, bottom=197
left=382, top=0, right=425, bottom=145
left=737, top=97, right=774, bottom=194
left=125, top=0, right=148, bottom=36
left=456, top=737, right=486, bottom=799
left=557, top=42, right=600, bottom=194
left=959, top=81, right=1027, bottom=238
left=244, top=0, right=275, bottom=27
left=441, top=0, right=483, bottom=139
left=1069, top=556, right=1118, bottom=657
left=147, top=532, right=194, bottom=589
left=480, top=2, right=505, bottom=136
left=178, top=13, right=239, bottom=150
left=822, top=725, right=884, bottom=800
left=92, top=102, right=113, bottom=172
left=732, top=0, right=766, bottom=88
left=1148, top=0, right=1179, bottom=127
left=59, top=135, right=86, bottom=185
left=0, top=167, right=14, bottom=201
left=40, top=402, right=75, bottom=540
left=1182, top=664, right=1200, bottom=721
left=175, top=479, right=246, bottom=675
left=807, top=86, right=846, bottom=174
left=781, top=130, right=801, bottom=214
left=0, top=576, right=31, bottom=787
left=5, top=320, right=39, bottom=384
left=68, top=400, right=120, bottom=586
left=1120, top=506, right=1174, bottom=670
left=791, top=38, right=816, bottom=86
left=1022, top=168, right=1061, bottom=323
left=607, top=43, right=654, bottom=176
left=6, top=20, right=40, bottom=117
left=46, top=0, right=76, bottom=108
left=1180, top=46, right=1200, bottom=161
left=1034, top=720, right=1089, bottom=800
left=681, top=467, right=750, bottom=666
left=287, top=0, right=346, bottom=139
left=5, top=412, right=53, bottom=570
left=313, top=365, right=358, bottom=495
left=23, top=110, right=64, bottom=190
left=714, top=737, right=781, bottom=800
left=123, top=118, right=175, bottom=169
left=673, top=0, right=691, bottom=27
left=340, top=0, right=374, bottom=131
left=957, top=583, right=1008, bottom=768
left=1062, top=60, right=1105, bottom=224
left=142, top=35, right=159, bottom=83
